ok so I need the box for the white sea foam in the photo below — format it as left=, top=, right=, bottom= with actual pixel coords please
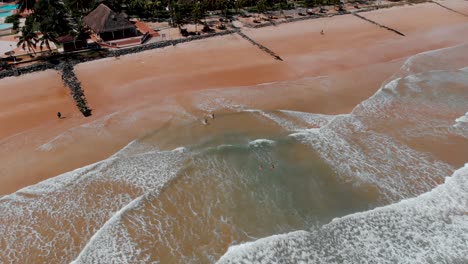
left=217, top=164, right=468, bottom=264
left=455, top=112, right=468, bottom=124
left=0, top=146, right=189, bottom=263
left=216, top=46, right=468, bottom=263
left=70, top=147, right=286, bottom=264
left=452, top=112, right=468, bottom=139
left=242, top=109, right=302, bottom=131
left=295, top=114, right=453, bottom=201
left=288, top=59, right=468, bottom=201
left=281, top=110, right=346, bottom=128
left=248, top=139, right=275, bottom=148
left=70, top=194, right=147, bottom=264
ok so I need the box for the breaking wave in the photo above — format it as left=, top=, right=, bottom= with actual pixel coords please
left=217, top=163, right=468, bottom=264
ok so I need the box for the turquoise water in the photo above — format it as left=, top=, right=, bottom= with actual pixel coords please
left=0, top=4, right=18, bottom=11
left=0, top=11, right=12, bottom=17
left=0, top=23, right=12, bottom=30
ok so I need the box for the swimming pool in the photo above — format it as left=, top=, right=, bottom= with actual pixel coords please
left=0, top=23, right=12, bottom=30
left=0, top=11, right=12, bottom=18
left=0, top=4, right=19, bottom=11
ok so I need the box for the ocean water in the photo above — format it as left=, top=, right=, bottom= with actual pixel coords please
left=1, top=44, right=467, bottom=263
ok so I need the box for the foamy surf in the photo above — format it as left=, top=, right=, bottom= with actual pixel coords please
left=215, top=43, right=468, bottom=264
left=217, top=163, right=468, bottom=264
left=70, top=135, right=376, bottom=264
left=452, top=112, right=468, bottom=138
left=455, top=113, right=468, bottom=124
left=0, top=147, right=189, bottom=263
left=248, top=139, right=275, bottom=147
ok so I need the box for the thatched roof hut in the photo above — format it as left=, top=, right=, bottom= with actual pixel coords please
left=83, top=4, right=137, bottom=41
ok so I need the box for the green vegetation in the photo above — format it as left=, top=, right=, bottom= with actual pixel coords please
left=5, top=14, right=21, bottom=31
left=0, top=59, right=9, bottom=70
left=17, top=25, right=38, bottom=55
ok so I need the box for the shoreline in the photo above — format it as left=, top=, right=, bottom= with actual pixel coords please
left=1, top=0, right=468, bottom=195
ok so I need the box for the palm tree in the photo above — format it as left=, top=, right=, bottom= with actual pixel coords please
left=256, top=0, right=267, bottom=15
left=192, top=1, right=204, bottom=32
left=17, top=0, right=36, bottom=12
left=17, top=26, right=38, bottom=55
left=216, top=0, right=232, bottom=18
left=38, top=32, right=58, bottom=51
left=31, top=0, right=70, bottom=51
left=69, top=18, right=91, bottom=49
left=169, top=1, right=185, bottom=30
left=66, top=0, right=94, bottom=15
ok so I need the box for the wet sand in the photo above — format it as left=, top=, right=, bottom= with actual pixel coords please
left=1, top=0, right=468, bottom=195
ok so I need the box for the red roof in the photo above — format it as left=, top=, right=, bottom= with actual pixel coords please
left=56, top=35, right=76, bottom=43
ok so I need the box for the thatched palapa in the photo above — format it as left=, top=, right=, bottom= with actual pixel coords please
left=83, top=4, right=138, bottom=41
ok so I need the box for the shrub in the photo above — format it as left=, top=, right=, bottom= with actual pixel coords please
left=0, top=59, right=9, bottom=70
left=180, top=28, right=189, bottom=36
left=202, top=24, right=214, bottom=32
left=5, top=14, right=21, bottom=30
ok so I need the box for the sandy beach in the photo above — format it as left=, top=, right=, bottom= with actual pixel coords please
left=1, top=0, right=468, bottom=195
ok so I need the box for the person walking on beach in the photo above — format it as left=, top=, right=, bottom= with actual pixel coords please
left=57, top=112, right=62, bottom=119
left=210, top=113, right=215, bottom=119
left=320, top=29, right=324, bottom=35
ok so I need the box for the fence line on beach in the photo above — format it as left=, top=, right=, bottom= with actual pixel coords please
left=236, top=31, right=283, bottom=61
left=431, top=1, right=468, bottom=17
left=351, top=12, right=406, bottom=36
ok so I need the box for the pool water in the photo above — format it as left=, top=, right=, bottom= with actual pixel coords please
left=0, top=23, right=12, bottom=30
left=0, top=11, right=12, bottom=18
left=0, top=4, right=18, bottom=11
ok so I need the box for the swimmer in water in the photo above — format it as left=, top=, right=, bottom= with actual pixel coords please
left=271, top=164, right=275, bottom=169
left=259, top=165, right=264, bottom=170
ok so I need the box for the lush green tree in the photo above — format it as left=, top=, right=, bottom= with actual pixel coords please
left=304, top=0, right=316, bottom=7
left=168, top=1, right=187, bottom=29
left=256, top=0, right=267, bottom=13
left=32, top=0, right=71, bottom=50
left=214, top=0, right=233, bottom=18
left=234, top=0, right=244, bottom=14
left=5, top=14, right=21, bottom=31
left=192, top=1, right=204, bottom=31
left=69, top=17, right=91, bottom=41
left=168, top=0, right=177, bottom=26
left=65, top=0, right=95, bottom=15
